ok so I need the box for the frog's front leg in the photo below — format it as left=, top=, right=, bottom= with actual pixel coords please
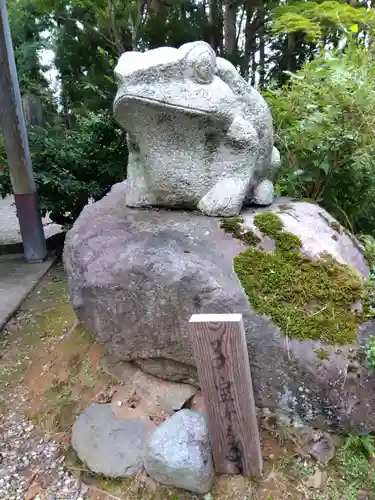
left=197, top=116, right=258, bottom=217
left=125, top=132, right=157, bottom=207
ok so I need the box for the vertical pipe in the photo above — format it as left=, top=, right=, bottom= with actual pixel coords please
left=0, top=0, right=47, bottom=261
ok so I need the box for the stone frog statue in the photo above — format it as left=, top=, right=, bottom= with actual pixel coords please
left=113, top=41, right=281, bottom=217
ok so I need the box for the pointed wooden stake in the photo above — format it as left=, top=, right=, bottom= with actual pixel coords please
left=189, top=313, right=262, bottom=477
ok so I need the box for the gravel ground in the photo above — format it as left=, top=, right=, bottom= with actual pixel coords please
left=0, top=195, right=61, bottom=246
left=0, top=376, right=89, bottom=500
left=0, top=198, right=79, bottom=498
left=0, top=331, right=89, bottom=500
left=0, top=411, right=88, bottom=500
left=0, top=194, right=73, bottom=499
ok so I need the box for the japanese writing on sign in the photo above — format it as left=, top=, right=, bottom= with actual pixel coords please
left=211, top=337, right=243, bottom=473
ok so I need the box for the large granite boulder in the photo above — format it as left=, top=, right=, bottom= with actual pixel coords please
left=63, top=182, right=375, bottom=432
left=113, top=41, right=281, bottom=216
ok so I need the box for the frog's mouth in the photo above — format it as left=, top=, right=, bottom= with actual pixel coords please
left=114, top=94, right=213, bottom=118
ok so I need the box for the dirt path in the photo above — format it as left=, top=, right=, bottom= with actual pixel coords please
left=0, top=262, right=374, bottom=500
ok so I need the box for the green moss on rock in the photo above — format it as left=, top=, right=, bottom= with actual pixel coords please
left=275, top=232, right=301, bottom=253
left=242, top=230, right=261, bottom=247
left=330, top=221, right=342, bottom=233
left=254, top=212, right=284, bottom=238
left=220, top=218, right=261, bottom=247
left=220, top=217, right=244, bottom=237
left=314, top=348, right=330, bottom=360
left=226, top=211, right=365, bottom=345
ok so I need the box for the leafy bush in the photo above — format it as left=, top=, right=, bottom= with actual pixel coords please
left=344, top=434, right=375, bottom=459
left=268, top=40, right=375, bottom=234
left=0, top=111, right=127, bottom=228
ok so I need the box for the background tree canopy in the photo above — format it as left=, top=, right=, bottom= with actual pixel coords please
left=1, top=0, right=375, bottom=233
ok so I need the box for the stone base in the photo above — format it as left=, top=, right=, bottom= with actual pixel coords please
left=63, top=182, right=375, bottom=432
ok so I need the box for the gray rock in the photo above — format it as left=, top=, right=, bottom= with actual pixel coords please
left=305, top=469, right=327, bottom=490
left=307, top=434, right=336, bottom=463
left=100, top=354, right=196, bottom=412
left=144, top=409, right=214, bottom=494
left=113, top=41, right=280, bottom=217
left=71, top=404, right=148, bottom=477
left=63, top=185, right=375, bottom=432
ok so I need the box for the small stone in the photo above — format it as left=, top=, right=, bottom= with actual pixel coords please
left=144, top=409, right=214, bottom=494
left=72, top=403, right=149, bottom=477
left=306, top=469, right=327, bottom=489
left=307, top=434, right=335, bottom=463
left=101, top=355, right=197, bottom=413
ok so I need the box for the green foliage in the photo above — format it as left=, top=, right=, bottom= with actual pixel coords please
left=269, top=40, right=375, bottom=234
left=222, top=211, right=366, bottom=344
left=0, top=112, right=127, bottom=228
left=24, top=0, right=211, bottom=115
left=273, top=1, right=375, bottom=41
left=326, top=445, right=375, bottom=498
left=7, top=1, right=51, bottom=96
left=53, top=4, right=118, bottom=114
left=360, top=235, right=375, bottom=320
left=365, top=336, right=375, bottom=371
left=344, top=434, right=375, bottom=459
left=360, top=234, right=375, bottom=271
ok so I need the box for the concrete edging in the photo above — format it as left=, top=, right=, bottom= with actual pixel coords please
left=0, top=254, right=58, bottom=333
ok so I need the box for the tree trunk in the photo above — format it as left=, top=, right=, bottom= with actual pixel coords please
left=209, top=0, right=219, bottom=52
left=243, top=6, right=252, bottom=79
left=22, top=94, right=45, bottom=127
left=258, top=2, right=265, bottom=88
left=251, top=46, right=257, bottom=86
left=129, top=0, right=147, bottom=50
left=107, top=0, right=125, bottom=53
left=218, top=0, right=224, bottom=55
left=286, top=32, right=296, bottom=72
left=224, top=0, right=237, bottom=58
left=147, top=0, right=165, bottom=49
left=149, top=0, right=161, bottom=13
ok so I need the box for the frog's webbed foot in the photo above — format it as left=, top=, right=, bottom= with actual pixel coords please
left=198, top=177, right=249, bottom=216
left=251, top=179, right=275, bottom=206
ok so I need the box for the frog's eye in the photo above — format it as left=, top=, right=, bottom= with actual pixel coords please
left=193, top=52, right=215, bottom=83
left=185, top=44, right=216, bottom=84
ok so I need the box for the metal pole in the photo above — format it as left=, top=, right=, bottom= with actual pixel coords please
left=0, top=0, right=47, bottom=262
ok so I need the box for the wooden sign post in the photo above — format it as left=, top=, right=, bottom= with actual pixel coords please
left=189, top=313, right=262, bottom=477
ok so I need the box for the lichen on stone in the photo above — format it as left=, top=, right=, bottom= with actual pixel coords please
left=220, top=217, right=243, bottom=237
left=330, top=221, right=342, bottom=233
left=277, top=203, right=294, bottom=213
left=319, top=212, right=343, bottom=234
left=220, top=218, right=260, bottom=246
left=227, top=211, right=366, bottom=345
